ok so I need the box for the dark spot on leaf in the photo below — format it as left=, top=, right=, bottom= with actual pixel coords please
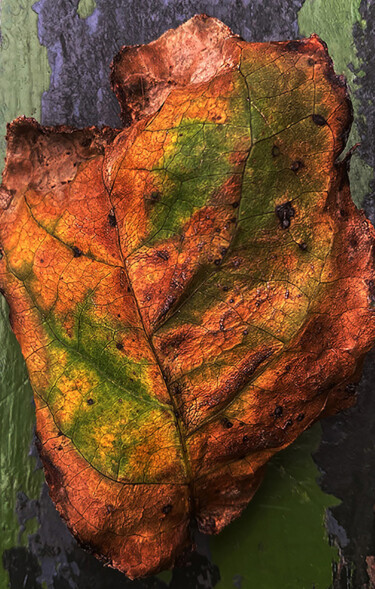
left=286, top=40, right=301, bottom=51
left=272, top=145, right=280, bottom=157
left=308, top=58, right=315, bottom=66
left=160, top=332, right=186, bottom=354
left=158, top=294, right=177, bottom=320
left=298, top=242, right=308, bottom=251
left=148, top=190, right=161, bottom=203
left=220, top=247, right=228, bottom=256
left=297, top=413, right=305, bottom=422
left=222, top=285, right=229, bottom=292
left=156, top=250, right=169, bottom=261
left=214, top=258, right=222, bottom=266
left=274, top=406, right=283, bottom=418
left=57, top=430, right=63, bottom=437
left=232, top=201, right=240, bottom=208
left=72, top=246, right=82, bottom=258
left=222, top=418, right=233, bottom=429
left=162, top=504, right=173, bottom=515
left=243, top=435, right=249, bottom=443
left=108, top=211, right=117, bottom=227
left=172, top=383, right=182, bottom=396
left=290, top=160, right=304, bottom=172
left=116, top=342, right=124, bottom=350
left=275, top=201, right=295, bottom=229
left=312, top=114, right=327, bottom=126
left=174, top=410, right=180, bottom=418
left=243, top=329, right=248, bottom=335
left=87, top=398, right=94, bottom=405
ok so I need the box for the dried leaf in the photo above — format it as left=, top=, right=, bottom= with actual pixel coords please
left=1, top=15, right=375, bottom=579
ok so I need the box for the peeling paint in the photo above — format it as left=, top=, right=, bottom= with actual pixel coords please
left=0, top=298, right=44, bottom=588
left=298, top=0, right=373, bottom=207
left=0, top=0, right=50, bottom=163
left=77, top=0, right=96, bottom=19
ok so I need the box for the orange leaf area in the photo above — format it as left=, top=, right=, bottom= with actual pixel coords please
left=1, top=14, right=375, bottom=578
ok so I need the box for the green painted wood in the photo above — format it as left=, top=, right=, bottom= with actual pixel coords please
left=211, top=426, right=338, bottom=589
left=77, top=0, right=96, bottom=19
left=0, top=2, right=49, bottom=586
left=299, top=0, right=373, bottom=208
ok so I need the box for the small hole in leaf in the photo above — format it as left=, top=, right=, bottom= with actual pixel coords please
left=162, top=504, right=173, bottom=515
left=108, top=211, right=117, bottom=227
left=345, top=383, right=357, bottom=395
left=156, top=250, right=169, bottom=261
left=275, top=202, right=295, bottom=229
left=87, top=398, right=94, bottom=405
left=274, top=406, right=283, bottom=418
left=72, top=246, right=82, bottom=258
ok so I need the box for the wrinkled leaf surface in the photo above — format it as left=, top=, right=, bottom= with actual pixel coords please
left=1, top=15, right=375, bottom=578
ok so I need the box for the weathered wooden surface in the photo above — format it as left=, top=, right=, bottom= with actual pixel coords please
left=1, top=1, right=375, bottom=587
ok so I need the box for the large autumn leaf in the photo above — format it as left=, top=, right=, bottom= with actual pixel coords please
left=1, top=14, right=375, bottom=578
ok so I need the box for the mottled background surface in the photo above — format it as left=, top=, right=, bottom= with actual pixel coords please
left=1, top=1, right=375, bottom=587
